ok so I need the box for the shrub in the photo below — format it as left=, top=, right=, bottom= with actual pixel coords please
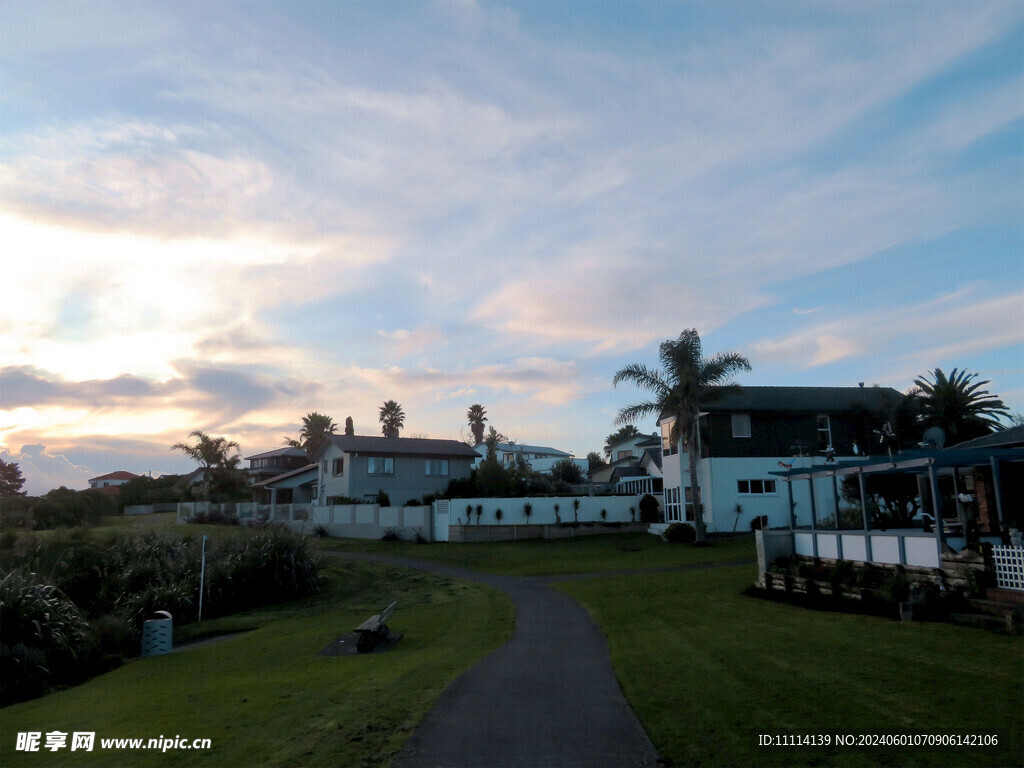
left=380, top=527, right=401, bottom=542
left=413, top=528, right=428, bottom=544
left=494, top=508, right=503, bottom=522
left=0, top=570, right=94, bottom=705
left=600, top=508, right=608, bottom=521
left=375, top=490, right=391, bottom=507
left=523, top=502, right=533, bottom=522
left=313, top=525, right=331, bottom=538
left=188, top=510, right=239, bottom=526
left=639, top=494, right=660, bottom=524
left=404, top=499, right=422, bottom=507
left=749, top=514, right=769, bottom=531
left=664, top=523, right=696, bottom=544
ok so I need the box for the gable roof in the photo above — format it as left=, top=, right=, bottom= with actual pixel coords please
left=88, top=470, right=139, bottom=483
left=254, top=464, right=318, bottom=488
left=244, top=446, right=308, bottom=461
left=664, top=386, right=906, bottom=415
left=319, top=434, right=479, bottom=459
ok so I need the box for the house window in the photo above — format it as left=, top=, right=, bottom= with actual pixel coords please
left=661, top=420, right=676, bottom=456
left=367, top=457, right=394, bottom=475
left=732, top=414, right=751, bottom=438
left=665, top=487, right=681, bottom=522
left=425, top=459, right=449, bottom=476
left=684, top=486, right=700, bottom=521
left=332, top=458, right=344, bottom=476
left=817, top=415, right=832, bottom=452
left=616, top=450, right=633, bottom=461
left=737, top=479, right=777, bottom=495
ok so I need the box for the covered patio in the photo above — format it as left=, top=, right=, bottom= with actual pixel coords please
left=769, top=446, right=1021, bottom=569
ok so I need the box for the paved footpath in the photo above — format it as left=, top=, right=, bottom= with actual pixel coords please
left=326, top=552, right=678, bottom=768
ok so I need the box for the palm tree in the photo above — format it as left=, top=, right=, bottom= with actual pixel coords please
left=171, top=430, right=241, bottom=502
left=379, top=400, right=406, bottom=438
left=467, top=404, right=488, bottom=445
left=285, top=412, right=338, bottom=457
left=913, top=368, right=1010, bottom=445
left=613, top=329, right=750, bottom=542
left=604, top=424, right=641, bottom=459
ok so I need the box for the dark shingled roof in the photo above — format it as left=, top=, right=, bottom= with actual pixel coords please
left=322, top=434, right=480, bottom=458
left=946, top=425, right=1023, bottom=451
left=702, top=386, right=905, bottom=413
left=244, top=446, right=308, bottom=461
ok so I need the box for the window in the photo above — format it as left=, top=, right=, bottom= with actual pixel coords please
left=731, top=414, right=751, bottom=438
left=661, top=420, right=676, bottom=456
left=425, top=459, right=449, bottom=476
left=684, top=486, right=700, bottom=521
left=367, top=457, right=394, bottom=475
left=332, top=458, right=344, bottom=476
left=616, top=450, right=633, bottom=461
left=737, top=479, right=777, bottom=495
left=665, top=487, right=681, bottom=522
left=817, top=415, right=832, bottom=452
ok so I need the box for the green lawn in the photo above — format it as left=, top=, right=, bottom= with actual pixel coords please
left=320, top=532, right=755, bottom=575
left=1, top=557, right=513, bottom=768
left=557, top=565, right=1024, bottom=768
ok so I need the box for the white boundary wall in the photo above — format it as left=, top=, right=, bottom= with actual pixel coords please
left=177, top=502, right=431, bottom=540
left=445, top=496, right=639, bottom=526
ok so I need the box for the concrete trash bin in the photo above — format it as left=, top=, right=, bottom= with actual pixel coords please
left=141, top=610, right=173, bottom=657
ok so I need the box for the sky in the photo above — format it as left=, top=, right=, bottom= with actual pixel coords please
left=1, top=1, right=1022, bottom=495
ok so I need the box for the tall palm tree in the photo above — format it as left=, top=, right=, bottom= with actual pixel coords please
left=613, top=329, right=751, bottom=542
left=379, top=400, right=406, bottom=438
left=913, top=367, right=1010, bottom=445
left=171, top=430, right=241, bottom=502
left=467, top=404, right=488, bottom=445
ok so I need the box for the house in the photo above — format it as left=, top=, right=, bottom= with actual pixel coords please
left=472, top=441, right=588, bottom=475
left=88, top=471, right=139, bottom=494
left=311, top=435, right=479, bottom=506
left=659, top=385, right=905, bottom=531
left=252, top=464, right=319, bottom=505
left=244, top=447, right=309, bottom=486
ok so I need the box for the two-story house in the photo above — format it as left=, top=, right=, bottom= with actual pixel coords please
left=472, top=442, right=588, bottom=475
left=88, top=471, right=139, bottom=494
left=660, top=385, right=905, bottom=531
left=245, top=447, right=310, bottom=486
left=312, top=435, right=479, bottom=506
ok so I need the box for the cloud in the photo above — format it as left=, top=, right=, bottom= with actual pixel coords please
left=0, top=366, right=181, bottom=409
left=750, top=286, right=1024, bottom=371
left=1, top=444, right=94, bottom=496
left=347, top=357, right=581, bottom=406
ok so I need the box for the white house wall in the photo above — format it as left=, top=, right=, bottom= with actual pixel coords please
left=665, top=450, right=859, bottom=532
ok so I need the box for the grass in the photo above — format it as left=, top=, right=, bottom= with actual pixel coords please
left=321, top=532, right=755, bottom=575
left=0, top=557, right=514, bottom=768
left=557, top=564, right=1024, bottom=767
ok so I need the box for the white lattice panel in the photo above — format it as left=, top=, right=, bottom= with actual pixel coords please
left=993, top=545, right=1024, bottom=591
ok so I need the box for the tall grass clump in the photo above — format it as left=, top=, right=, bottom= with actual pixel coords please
left=0, top=529, right=322, bottom=704
left=0, top=571, right=93, bottom=706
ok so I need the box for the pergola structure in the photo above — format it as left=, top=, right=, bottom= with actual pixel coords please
left=769, top=447, right=1020, bottom=566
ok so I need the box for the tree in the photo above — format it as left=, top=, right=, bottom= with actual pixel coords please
left=483, top=426, right=505, bottom=462
left=379, top=400, right=405, bottom=438
left=550, top=458, right=584, bottom=484
left=614, top=329, right=750, bottom=542
left=170, top=430, right=240, bottom=502
left=913, top=367, right=1010, bottom=445
left=604, top=424, right=641, bottom=459
left=467, top=404, right=488, bottom=445
left=586, top=452, right=607, bottom=473
left=345, top=416, right=355, bottom=436
left=0, top=459, right=26, bottom=499
left=286, top=412, right=337, bottom=457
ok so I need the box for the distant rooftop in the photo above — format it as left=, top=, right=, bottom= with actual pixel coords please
left=88, top=470, right=139, bottom=483
left=321, top=434, right=479, bottom=458
left=244, top=446, right=309, bottom=461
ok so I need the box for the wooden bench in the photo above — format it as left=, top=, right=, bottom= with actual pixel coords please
left=355, top=601, right=397, bottom=653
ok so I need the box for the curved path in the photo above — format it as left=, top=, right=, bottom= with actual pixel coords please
left=327, top=552, right=673, bottom=768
